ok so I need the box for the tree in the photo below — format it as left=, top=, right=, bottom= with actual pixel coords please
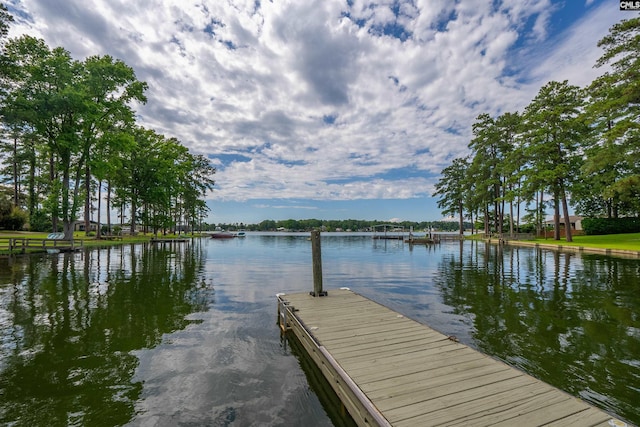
left=584, top=16, right=640, bottom=217
left=433, top=157, right=470, bottom=236
left=78, top=55, right=146, bottom=236
left=495, top=112, right=522, bottom=237
left=1, top=35, right=150, bottom=239
left=468, top=114, right=501, bottom=234
left=2, top=36, right=86, bottom=238
left=522, top=81, right=586, bottom=242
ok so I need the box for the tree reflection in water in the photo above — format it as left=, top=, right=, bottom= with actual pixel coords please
left=0, top=241, right=208, bottom=426
left=434, top=240, right=640, bottom=425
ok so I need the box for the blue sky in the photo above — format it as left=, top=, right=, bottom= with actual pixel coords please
left=5, top=0, right=632, bottom=224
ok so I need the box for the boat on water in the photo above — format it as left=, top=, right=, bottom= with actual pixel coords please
left=236, top=231, right=246, bottom=237
left=210, top=231, right=235, bottom=239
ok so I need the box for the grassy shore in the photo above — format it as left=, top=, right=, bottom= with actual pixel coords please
left=528, top=233, right=640, bottom=251
left=466, top=231, right=640, bottom=252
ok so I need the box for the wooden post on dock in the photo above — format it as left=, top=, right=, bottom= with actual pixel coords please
left=310, top=230, right=327, bottom=297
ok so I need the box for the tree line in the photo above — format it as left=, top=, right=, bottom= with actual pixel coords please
left=0, top=4, right=215, bottom=238
left=433, top=16, right=639, bottom=242
left=216, top=219, right=471, bottom=232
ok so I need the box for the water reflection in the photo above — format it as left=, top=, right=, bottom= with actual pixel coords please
left=0, top=242, right=208, bottom=426
left=1, top=236, right=638, bottom=425
left=434, top=241, right=640, bottom=423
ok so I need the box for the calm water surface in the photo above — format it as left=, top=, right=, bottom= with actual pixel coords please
left=0, top=233, right=638, bottom=426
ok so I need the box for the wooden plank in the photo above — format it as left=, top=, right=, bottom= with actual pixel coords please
left=543, top=407, right=617, bottom=427
left=314, top=321, right=431, bottom=344
left=344, top=342, right=476, bottom=372
left=396, top=388, right=562, bottom=426
left=278, top=289, right=628, bottom=427
left=360, top=357, right=501, bottom=394
left=331, top=336, right=454, bottom=361
left=487, top=397, right=608, bottom=427
left=367, top=363, right=519, bottom=402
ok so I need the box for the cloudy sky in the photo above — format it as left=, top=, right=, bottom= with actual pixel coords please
left=5, top=0, right=630, bottom=224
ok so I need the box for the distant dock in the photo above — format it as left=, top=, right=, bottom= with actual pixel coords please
left=372, top=224, right=406, bottom=240
left=277, top=288, right=627, bottom=427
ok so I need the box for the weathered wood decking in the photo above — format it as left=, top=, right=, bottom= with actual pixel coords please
left=277, top=288, right=627, bottom=427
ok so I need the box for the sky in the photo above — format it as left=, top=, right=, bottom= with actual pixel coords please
left=4, top=0, right=633, bottom=225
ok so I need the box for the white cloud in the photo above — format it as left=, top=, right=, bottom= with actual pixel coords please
left=5, top=0, right=621, bottom=208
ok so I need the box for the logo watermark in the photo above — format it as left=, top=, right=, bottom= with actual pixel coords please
left=620, top=1, right=640, bottom=10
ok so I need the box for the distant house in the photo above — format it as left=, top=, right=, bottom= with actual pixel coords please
left=74, top=220, right=99, bottom=232
left=545, top=216, right=583, bottom=231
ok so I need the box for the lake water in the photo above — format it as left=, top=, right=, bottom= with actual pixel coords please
left=0, top=233, right=638, bottom=426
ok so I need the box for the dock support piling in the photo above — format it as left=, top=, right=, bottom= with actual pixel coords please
left=310, top=230, right=327, bottom=297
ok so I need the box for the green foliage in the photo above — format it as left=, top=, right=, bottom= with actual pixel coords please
left=28, top=209, right=52, bottom=232
left=0, top=198, right=28, bottom=230
left=582, top=217, right=640, bottom=235
left=0, top=33, right=213, bottom=238
left=581, top=17, right=640, bottom=218
left=433, top=157, right=470, bottom=234
left=434, top=18, right=640, bottom=241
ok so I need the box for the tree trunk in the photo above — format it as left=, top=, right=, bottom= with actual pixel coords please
left=50, top=154, right=58, bottom=232
left=539, top=191, right=545, bottom=237
left=106, top=180, right=112, bottom=234
left=63, top=220, right=74, bottom=240
left=13, top=136, right=19, bottom=207
left=28, top=145, right=37, bottom=217
left=130, top=196, right=137, bottom=235
left=509, top=197, right=514, bottom=238
left=484, top=206, right=489, bottom=235
left=458, top=201, right=464, bottom=236
left=84, top=162, right=91, bottom=236
left=553, top=197, right=560, bottom=241
left=96, top=180, right=102, bottom=239
left=516, top=184, right=521, bottom=235
left=470, top=211, right=475, bottom=235
left=560, top=182, right=573, bottom=242
left=62, top=165, right=74, bottom=241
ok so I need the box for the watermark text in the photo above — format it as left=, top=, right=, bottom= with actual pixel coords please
left=620, top=1, right=640, bottom=10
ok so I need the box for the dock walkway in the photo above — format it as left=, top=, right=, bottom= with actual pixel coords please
left=277, top=288, right=626, bottom=427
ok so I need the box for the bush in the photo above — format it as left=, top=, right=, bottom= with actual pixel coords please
left=28, top=210, right=53, bottom=232
left=0, top=206, right=28, bottom=230
left=518, top=223, right=536, bottom=233
left=582, top=217, right=640, bottom=235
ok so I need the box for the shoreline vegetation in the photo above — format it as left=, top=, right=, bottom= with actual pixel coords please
left=489, top=232, right=640, bottom=259
left=2, top=230, right=639, bottom=257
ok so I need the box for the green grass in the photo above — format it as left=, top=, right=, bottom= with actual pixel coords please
left=533, top=233, right=640, bottom=251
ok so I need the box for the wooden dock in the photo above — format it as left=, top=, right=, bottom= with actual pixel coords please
left=0, top=237, right=83, bottom=254
left=277, top=288, right=627, bottom=427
